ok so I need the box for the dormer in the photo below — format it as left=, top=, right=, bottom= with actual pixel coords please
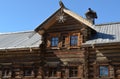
left=35, top=1, right=96, bottom=49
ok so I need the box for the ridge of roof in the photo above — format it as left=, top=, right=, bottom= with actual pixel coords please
left=95, top=22, right=120, bottom=26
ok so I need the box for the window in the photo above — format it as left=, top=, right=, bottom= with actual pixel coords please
left=51, top=37, right=59, bottom=47
left=69, top=67, right=78, bottom=77
left=70, top=35, right=78, bottom=46
left=99, top=66, right=109, bottom=77
left=49, top=68, right=57, bottom=77
left=2, top=68, right=11, bottom=78
left=24, top=68, right=32, bottom=76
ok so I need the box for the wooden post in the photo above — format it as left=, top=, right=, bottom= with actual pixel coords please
left=78, top=65, right=83, bottom=78
left=39, top=33, right=47, bottom=79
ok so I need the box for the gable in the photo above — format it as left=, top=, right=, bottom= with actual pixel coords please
left=35, top=8, right=95, bottom=35
left=47, top=13, right=85, bottom=33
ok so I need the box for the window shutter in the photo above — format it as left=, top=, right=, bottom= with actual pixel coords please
left=109, top=65, right=114, bottom=78
left=78, top=65, right=83, bottom=78
left=47, top=35, right=51, bottom=47
left=78, top=33, right=82, bottom=47
left=93, top=64, right=99, bottom=78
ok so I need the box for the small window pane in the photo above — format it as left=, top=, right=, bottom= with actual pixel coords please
left=51, top=37, right=58, bottom=47
left=100, top=66, right=109, bottom=77
left=70, top=36, right=78, bottom=46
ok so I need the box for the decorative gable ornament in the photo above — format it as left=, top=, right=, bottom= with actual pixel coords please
left=56, top=0, right=66, bottom=23
left=56, top=12, right=66, bottom=23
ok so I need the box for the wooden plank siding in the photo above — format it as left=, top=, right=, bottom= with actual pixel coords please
left=87, top=45, right=120, bottom=79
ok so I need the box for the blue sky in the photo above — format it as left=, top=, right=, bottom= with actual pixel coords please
left=0, top=0, right=120, bottom=33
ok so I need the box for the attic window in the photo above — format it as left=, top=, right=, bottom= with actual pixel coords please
left=51, top=37, right=59, bottom=47
left=70, top=35, right=78, bottom=46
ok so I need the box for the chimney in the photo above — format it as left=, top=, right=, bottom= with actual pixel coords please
left=85, top=8, right=98, bottom=24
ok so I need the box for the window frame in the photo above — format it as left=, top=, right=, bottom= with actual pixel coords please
left=70, top=35, right=78, bottom=46
left=48, top=67, right=57, bottom=77
left=99, top=65, right=109, bottom=78
left=51, top=37, right=59, bottom=47
left=69, top=66, right=78, bottom=77
left=23, top=67, right=33, bottom=77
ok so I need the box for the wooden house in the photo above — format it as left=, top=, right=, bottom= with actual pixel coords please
left=0, top=1, right=120, bottom=79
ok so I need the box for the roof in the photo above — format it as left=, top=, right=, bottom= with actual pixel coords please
left=1, top=22, right=120, bottom=49
left=83, top=22, right=120, bottom=46
left=0, top=31, right=42, bottom=50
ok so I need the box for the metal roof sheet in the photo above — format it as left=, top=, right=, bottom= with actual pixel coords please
left=84, top=22, right=120, bottom=45
left=0, top=31, right=42, bottom=50
left=1, top=22, right=120, bottom=49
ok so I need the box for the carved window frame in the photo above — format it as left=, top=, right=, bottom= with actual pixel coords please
left=99, top=65, right=109, bottom=77
left=23, top=66, right=34, bottom=77
left=2, top=66, right=12, bottom=78
left=51, top=37, right=59, bottom=47
left=47, top=33, right=60, bottom=48
left=70, top=35, right=78, bottom=46
left=48, top=67, right=57, bottom=77
left=94, top=63, right=114, bottom=78
left=69, top=66, right=78, bottom=77
left=69, top=32, right=81, bottom=48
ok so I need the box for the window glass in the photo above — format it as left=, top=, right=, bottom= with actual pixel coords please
left=99, top=66, right=109, bottom=77
left=51, top=37, right=59, bottom=47
left=70, top=35, right=78, bottom=46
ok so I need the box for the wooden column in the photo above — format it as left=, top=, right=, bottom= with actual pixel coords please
left=39, top=33, right=47, bottom=79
